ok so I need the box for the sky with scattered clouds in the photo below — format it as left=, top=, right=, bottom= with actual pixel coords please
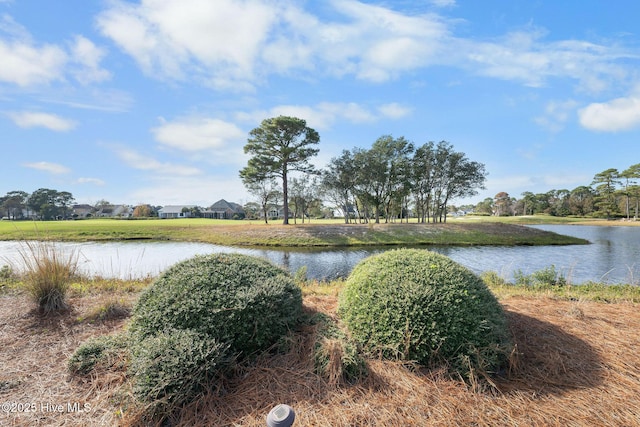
left=2, top=0, right=640, bottom=207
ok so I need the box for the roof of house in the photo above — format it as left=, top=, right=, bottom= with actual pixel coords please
left=158, top=205, right=197, bottom=214
left=209, top=199, right=244, bottom=212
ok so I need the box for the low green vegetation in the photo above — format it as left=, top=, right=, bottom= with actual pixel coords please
left=338, top=249, right=512, bottom=381
left=481, top=268, right=640, bottom=302
left=129, top=329, right=229, bottom=417
left=68, top=333, right=129, bottom=375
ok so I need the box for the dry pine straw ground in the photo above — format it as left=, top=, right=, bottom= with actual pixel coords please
left=1, top=291, right=640, bottom=427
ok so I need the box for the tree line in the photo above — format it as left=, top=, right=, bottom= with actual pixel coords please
left=0, top=190, right=163, bottom=220
left=478, top=164, right=640, bottom=219
left=0, top=189, right=75, bottom=220
left=240, top=116, right=487, bottom=224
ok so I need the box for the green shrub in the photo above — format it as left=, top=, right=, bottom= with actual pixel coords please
left=338, top=249, right=511, bottom=379
left=0, top=265, right=14, bottom=280
left=128, top=329, right=229, bottom=415
left=531, top=265, right=566, bottom=286
left=129, top=253, right=302, bottom=357
left=68, top=333, right=129, bottom=375
left=480, top=270, right=509, bottom=287
left=514, top=265, right=567, bottom=287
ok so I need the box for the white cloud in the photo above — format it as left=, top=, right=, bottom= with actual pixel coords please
left=0, top=15, right=109, bottom=87
left=378, top=102, right=412, bottom=119
left=457, top=29, right=633, bottom=93
left=96, top=0, right=277, bottom=89
left=578, top=96, right=640, bottom=132
left=77, top=177, right=106, bottom=186
left=237, top=101, right=409, bottom=131
left=430, top=0, right=456, bottom=7
left=23, top=161, right=71, bottom=175
left=0, top=36, right=67, bottom=87
left=96, top=0, right=449, bottom=89
left=95, top=0, right=636, bottom=94
left=112, top=145, right=202, bottom=176
left=534, top=99, right=578, bottom=132
left=126, top=175, right=249, bottom=206
left=152, top=117, right=245, bottom=151
left=69, top=35, right=111, bottom=84
left=7, top=111, right=77, bottom=131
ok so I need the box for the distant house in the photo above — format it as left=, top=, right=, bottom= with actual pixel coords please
left=96, top=204, right=132, bottom=218
left=158, top=205, right=197, bottom=219
left=204, top=199, right=245, bottom=219
left=72, top=204, right=95, bottom=219
left=258, top=205, right=290, bottom=220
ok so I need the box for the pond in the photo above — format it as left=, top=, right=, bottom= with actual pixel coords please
left=1, top=225, right=638, bottom=284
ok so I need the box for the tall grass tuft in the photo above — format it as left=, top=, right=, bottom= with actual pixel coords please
left=18, top=240, right=80, bottom=313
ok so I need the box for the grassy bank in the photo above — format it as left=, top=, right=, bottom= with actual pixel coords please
left=1, top=275, right=640, bottom=426
left=0, top=218, right=587, bottom=246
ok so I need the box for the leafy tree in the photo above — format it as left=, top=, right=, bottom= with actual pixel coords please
left=133, top=204, right=153, bottom=218
left=475, top=198, right=494, bottom=215
left=493, top=192, right=512, bottom=216
left=94, top=199, right=111, bottom=211
left=240, top=116, right=320, bottom=225
left=547, top=189, right=570, bottom=216
left=412, top=142, right=436, bottom=223
left=592, top=168, right=621, bottom=219
left=241, top=169, right=280, bottom=224
left=620, top=163, right=640, bottom=220
left=320, top=150, right=358, bottom=224
left=28, top=188, right=58, bottom=220
left=411, top=141, right=485, bottom=223
left=242, top=202, right=261, bottom=220
left=520, top=191, right=536, bottom=215
left=2, top=191, right=28, bottom=219
left=288, top=176, right=319, bottom=224
left=56, top=191, right=75, bottom=219
left=569, top=186, right=595, bottom=216
left=436, top=143, right=486, bottom=222
left=351, top=136, right=414, bottom=224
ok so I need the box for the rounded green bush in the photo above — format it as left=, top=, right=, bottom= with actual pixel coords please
left=129, top=253, right=303, bottom=357
left=338, top=249, right=511, bottom=377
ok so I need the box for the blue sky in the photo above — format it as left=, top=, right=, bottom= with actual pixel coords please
left=2, top=0, right=640, bottom=208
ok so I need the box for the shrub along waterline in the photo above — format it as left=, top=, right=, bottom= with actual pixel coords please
left=338, top=249, right=512, bottom=382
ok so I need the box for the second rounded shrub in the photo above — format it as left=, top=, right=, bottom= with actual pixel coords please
left=338, top=249, right=511, bottom=377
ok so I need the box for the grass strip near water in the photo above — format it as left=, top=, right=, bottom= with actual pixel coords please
left=0, top=218, right=586, bottom=247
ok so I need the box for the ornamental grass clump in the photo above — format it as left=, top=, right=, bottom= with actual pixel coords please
left=126, top=253, right=303, bottom=416
left=18, top=240, right=80, bottom=313
left=338, top=249, right=512, bottom=381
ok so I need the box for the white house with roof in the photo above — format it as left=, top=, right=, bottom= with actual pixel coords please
left=158, top=205, right=197, bottom=219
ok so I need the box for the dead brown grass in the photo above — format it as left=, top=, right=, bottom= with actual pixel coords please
left=1, top=291, right=640, bottom=426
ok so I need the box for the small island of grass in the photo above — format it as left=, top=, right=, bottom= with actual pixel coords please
left=0, top=217, right=588, bottom=247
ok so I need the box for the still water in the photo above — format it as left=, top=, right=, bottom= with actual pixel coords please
left=1, top=225, right=638, bottom=284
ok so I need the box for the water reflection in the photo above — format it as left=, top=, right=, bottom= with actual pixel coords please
left=0, top=225, right=638, bottom=284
